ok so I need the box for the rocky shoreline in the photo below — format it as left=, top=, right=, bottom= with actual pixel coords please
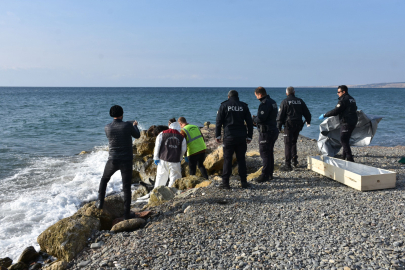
left=2, top=125, right=405, bottom=270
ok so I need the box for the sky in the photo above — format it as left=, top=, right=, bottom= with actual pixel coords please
left=0, top=0, right=404, bottom=87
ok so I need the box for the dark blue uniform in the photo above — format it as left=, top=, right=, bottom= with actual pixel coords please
left=253, top=95, right=279, bottom=180
left=324, top=92, right=358, bottom=161
left=277, top=94, right=311, bottom=167
left=216, top=96, right=253, bottom=187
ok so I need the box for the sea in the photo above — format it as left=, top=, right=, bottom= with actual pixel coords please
left=0, top=87, right=404, bottom=260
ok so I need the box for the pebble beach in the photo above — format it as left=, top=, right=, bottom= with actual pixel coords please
left=65, top=128, right=405, bottom=270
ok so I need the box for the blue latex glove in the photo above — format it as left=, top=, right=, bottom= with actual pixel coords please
left=319, top=114, right=325, bottom=120
left=154, top=160, right=160, bottom=165
left=184, top=157, right=189, bottom=163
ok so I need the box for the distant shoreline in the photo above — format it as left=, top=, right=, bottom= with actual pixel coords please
left=301, top=82, right=405, bottom=88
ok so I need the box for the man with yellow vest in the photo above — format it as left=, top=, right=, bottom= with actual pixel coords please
left=178, top=117, right=209, bottom=179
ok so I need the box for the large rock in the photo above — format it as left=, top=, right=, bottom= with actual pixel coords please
left=203, top=147, right=236, bottom=174
left=17, top=246, right=39, bottom=264
left=0, top=257, right=12, bottom=268
left=7, top=262, right=27, bottom=270
left=133, top=155, right=156, bottom=185
left=134, top=131, right=156, bottom=156
left=43, top=261, right=68, bottom=270
left=110, top=218, right=146, bottom=233
left=203, top=147, right=225, bottom=174
left=195, top=180, right=212, bottom=188
left=77, top=194, right=125, bottom=223
left=78, top=203, right=113, bottom=231
left=173, top=175, right=206, bottom=190
left=148, top=186, right=177, bottom=207
left=132, top=185, right=149, bottom=201
left=37, top=214, right=100, bottom=262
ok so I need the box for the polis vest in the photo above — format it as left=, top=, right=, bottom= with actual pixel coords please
left=159, top=129, right=184, bottom=162
left=182, top=124, right=206, bottom=156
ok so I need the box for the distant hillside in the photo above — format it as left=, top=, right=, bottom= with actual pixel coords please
left=347, top=82, right=405, bottom=88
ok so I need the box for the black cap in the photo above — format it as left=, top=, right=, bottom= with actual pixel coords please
left=110, top=105, right=123, bottom=117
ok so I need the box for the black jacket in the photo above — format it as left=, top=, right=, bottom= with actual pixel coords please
left=216, top=96, right=254, bottom=140
left=105, top=119, right=140, bottom=160
left=324, top=93, right=358, bottom=126
left=277, top=94, right=311, bottom=130
left=253, top=95, right=278, bottom=132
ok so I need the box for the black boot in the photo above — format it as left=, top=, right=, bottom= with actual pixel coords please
left=280, top=163, right=293, bottom=172
left=255, top=174, right=269, bottom=183
left=292, top=158, right=299, bottom=168
left=216, top=183, right=231, bottom=190
left=241, top=182, right=252, bottom=189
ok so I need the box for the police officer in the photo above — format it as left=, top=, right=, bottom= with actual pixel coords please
left=252, top=86, right=279, bottom=182
left=216, top=90, right=254, bottom=189
left=319, top=85, right=358, bottom=162
left=277, top=86, right=311, bottom=171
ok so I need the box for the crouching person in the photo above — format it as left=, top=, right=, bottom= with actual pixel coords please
left=153, top=118, right=187, bottom=188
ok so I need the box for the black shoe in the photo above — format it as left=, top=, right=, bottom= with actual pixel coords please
left=216, top=183, right=231, bottom=190
left=255, top=174, right=269, bottom=183
left=279, top=165, right=293, bottom=172
left=292, top=160, right=299, bottom=168
left=124, top=212, right=136, bottom=220
left=346, top=156, right=354, bottom=162
left=95, top=200, right=103, bottom=209
left=241, top=182, right=252, bottom=189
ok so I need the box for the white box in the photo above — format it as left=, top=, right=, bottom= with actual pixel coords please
left=307, top=156, right=396, bottom=191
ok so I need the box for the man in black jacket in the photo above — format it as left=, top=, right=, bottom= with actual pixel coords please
left=96, top=105, right=140, bottom=220
left=319, top=85, right=358, bottom=162
left=252, top=86, right=279, bottom=182
left=277, top=86, right=311, bottom=171
left=216, top=90, right=254, bottom=189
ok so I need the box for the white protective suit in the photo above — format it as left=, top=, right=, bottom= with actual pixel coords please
left=153, top=122, right=187, bottom=188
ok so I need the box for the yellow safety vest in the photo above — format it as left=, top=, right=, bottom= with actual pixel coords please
left=182, top=124, right=206, bottom=156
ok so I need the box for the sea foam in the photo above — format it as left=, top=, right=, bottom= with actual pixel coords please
left=0, top=147, right=125, bottom=261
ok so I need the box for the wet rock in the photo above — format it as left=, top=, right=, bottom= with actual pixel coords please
left=148, top=186, right=177, bottom=207
left=79, top=151, right=89, bottom=155
left=173, top=175, right=206, bottom=190
left=0, top=257, right=12, bottom=268
left=111, top=218, right=146, bottom=233
left=37, top=214, right=100, bottom=261
left=17, top=246, right=39, bottom=264
left=7, top=262, right=27, bottom=270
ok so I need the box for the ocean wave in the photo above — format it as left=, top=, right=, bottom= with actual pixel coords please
left=0, top=146, right=126, bottom=261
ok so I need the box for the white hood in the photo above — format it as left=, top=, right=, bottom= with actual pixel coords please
left=169, top=122, right=181, bottom=132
